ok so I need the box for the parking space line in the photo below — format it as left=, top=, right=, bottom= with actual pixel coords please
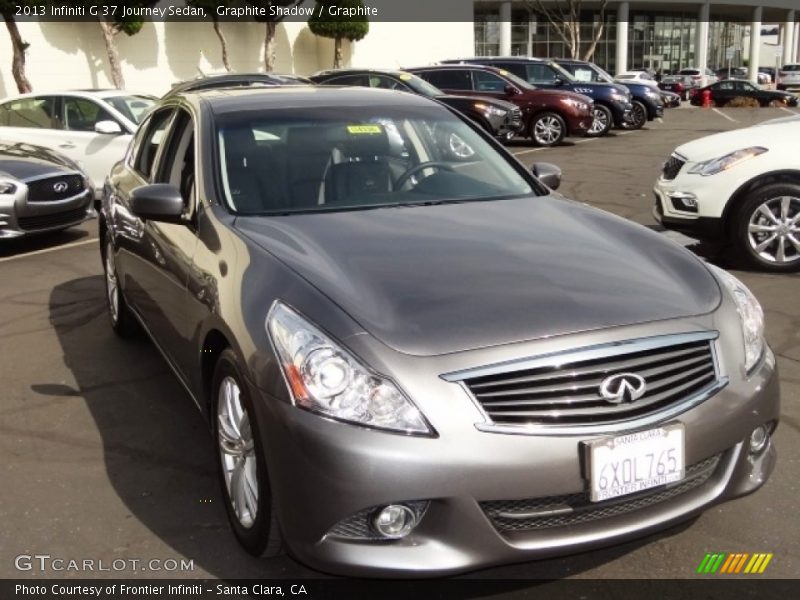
left=712, top=108, right=738, bottom=123
left=511, top=147, right=546, bottom=156
left=0, top=238, right=98, bottom=263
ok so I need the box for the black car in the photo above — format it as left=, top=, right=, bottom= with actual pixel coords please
left=442, top=57, right=632, bottom=137
left=0, top=140, right=93, bottom=239
left=163, top=72, right=310, bottom=99
left=661, top=90, right=682, bottom=108
left=309, top=69, right=522, bottom=141
left=554, top=58, right=665, bottom=130
left=689, top=80, right=799, bottom=107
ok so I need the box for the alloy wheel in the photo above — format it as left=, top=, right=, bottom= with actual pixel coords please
left=105, top=240, right=119, bottom=324
left=747, top=196, right=800, bottom=265
left=588, top=107, right=610, bottom=135
left=533, top=116, right=562, bottom=146
left=217, top=375, right=259, bottom=529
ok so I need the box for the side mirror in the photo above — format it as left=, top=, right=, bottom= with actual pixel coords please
left=532, top=162, right=562, bottom=191
left=130, top=184, right=184, bottom=223
left=554, top=77, right=565, bottom=86
left=95, top=120, right=123, bottom=135
left=504, top=84, right=519, bottom=96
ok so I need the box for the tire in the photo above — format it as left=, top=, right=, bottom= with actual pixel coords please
left=529, top=111, right=566, bottom=147
left=622, top=100, right=647, bottom=130
left=212, top=348, right=282, bottom=557
left=103, top=237, right=138, bottom=337
left=732, top=182, right=800, bottom=272
left=586, top=104, right=613, bottom=137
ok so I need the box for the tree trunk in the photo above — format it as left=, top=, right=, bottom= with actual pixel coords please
left=582, top=23, right=605, bottom=61
left=333, top=36, right=343, bottom=69
left=264, top=21, right=277, bottom=72
left=98, top=19, right=124, bottom=89
left=212, top=17, right=231, bottom=72
left=2, top=12, right=32, bottom=94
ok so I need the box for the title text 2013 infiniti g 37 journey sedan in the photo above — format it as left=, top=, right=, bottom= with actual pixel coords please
left=99, top=86, right=779, bottom=577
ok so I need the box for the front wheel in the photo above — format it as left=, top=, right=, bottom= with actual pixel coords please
left=529, top=112, right=566, bottom=147
left=103, top=238, right=137, bottom=337
left=213, top=349, right=283, bottom=557
left=586, top=104, right=613, bottom=137
left=622, top=100, right=647, bottom=130
left=733, top=183, right=800, bottom=272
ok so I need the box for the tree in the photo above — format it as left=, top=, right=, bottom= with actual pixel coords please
left=308, top=0, right=369, bottom=69
left=68, top=1, right=159, bottom=89
left=524, top=0, right=608, bottom=62
left=0, top=1, right=44, bottom=93
left=187, top=1, right=235, bottom=71
left=247, top=1, right=302, bottom=72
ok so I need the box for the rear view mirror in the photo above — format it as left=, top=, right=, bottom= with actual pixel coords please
left=532, top=162, right=562, bottom=191
left=130, top=184, right=184, bottom=223
left=95, top=120, right=123, bottom=135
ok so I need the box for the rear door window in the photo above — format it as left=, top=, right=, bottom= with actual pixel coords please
left=421, top=70, right=472, bottom=91
left=0, top=97, right=58, bottom=128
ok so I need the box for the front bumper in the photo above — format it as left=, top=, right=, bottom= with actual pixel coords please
left=0, top=179, right=94, bottom=239
left=252, top=319, right=780, bottom=576
left=568, top=113, right=595, bottom=135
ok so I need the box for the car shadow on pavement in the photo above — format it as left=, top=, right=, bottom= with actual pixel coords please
left=46, top=275, right=701, bottom=586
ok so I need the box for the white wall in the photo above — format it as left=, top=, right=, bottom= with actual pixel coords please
left=0, top=19, right=473, bottom=99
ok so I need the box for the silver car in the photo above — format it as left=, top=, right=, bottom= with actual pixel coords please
left=100, top=86, right=779, bottom=576
left=1, top=140, right=93, bottom=239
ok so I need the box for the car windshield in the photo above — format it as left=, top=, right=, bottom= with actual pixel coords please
left=105, top=95, right=156, bottom=124
left=549, top=61, right=577, bottom=82
left=398, top=73, right=446, bottom=97
left=216, top=105, right=536, bottom=215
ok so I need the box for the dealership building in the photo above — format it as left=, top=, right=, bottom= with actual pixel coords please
left=1, top=0, right=799, bottom=96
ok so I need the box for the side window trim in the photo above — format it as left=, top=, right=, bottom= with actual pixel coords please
left=132, top=107, right=176, bottom=182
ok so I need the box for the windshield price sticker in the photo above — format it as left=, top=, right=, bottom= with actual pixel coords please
left=588, top=423, right=685, bottom=502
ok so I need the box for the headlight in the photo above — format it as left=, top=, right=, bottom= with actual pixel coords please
left=473, top=102, right=506, bottom=118
left=0, top=180, right=17, bottom=194
left=687, top=147, right=768, bottom=176
left=560, top=97, right=590, bottom=111
left=707, top=264, right=765, bottom=372
left=611, top=92, right=629, bottom=103
left=266, top=301, right=432, bottom=435
left=645, top=88, right=661, bottom=99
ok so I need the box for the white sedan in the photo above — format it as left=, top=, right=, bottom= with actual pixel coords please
left=615, top=71, right=660, bottom=88
left=0, top=90, right=156, bottom=196
left=653, top=119, right=800, bottom=271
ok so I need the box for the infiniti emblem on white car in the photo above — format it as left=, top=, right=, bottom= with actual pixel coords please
left=53, top=181, right=68, bottom=193
left=599, top=373, right=647, bottom=404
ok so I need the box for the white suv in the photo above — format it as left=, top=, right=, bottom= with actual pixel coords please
left=653, top=119, right=800, bottom=272
left=778, top=64, right=800, bottom=91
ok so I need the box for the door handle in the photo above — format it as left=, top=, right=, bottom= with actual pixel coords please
left=58, top=142, right=76, bottom=149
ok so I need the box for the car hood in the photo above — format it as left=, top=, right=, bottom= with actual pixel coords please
left=236, top=197, right=720, bottom=356
left=675, top=120, right=799, bottom=161
left=0, top=140, right=81, bottom=180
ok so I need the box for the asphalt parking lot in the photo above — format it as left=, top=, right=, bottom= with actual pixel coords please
left=1, top=105, right=798, bottom=582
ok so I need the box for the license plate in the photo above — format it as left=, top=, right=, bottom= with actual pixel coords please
left=587, top=424, right=685, bottom=502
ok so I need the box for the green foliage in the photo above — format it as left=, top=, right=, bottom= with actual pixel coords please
left=246, top=0, right=303, bottom=23
left=308, top=0, right=369, bottom=42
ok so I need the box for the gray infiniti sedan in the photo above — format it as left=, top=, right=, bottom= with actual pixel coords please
left=99, top=86, right=779, bottom=576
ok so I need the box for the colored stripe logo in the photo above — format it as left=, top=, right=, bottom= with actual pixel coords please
left=697, top=552, right=773, bottom=574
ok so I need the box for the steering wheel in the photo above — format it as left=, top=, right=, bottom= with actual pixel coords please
left=395, top=161, right=456, bottom=189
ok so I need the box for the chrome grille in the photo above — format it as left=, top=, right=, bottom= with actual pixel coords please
left=507, top=106, right=522, bottom=129
left=482, top=453, right=721, bottom=532
left=26, top=174, right=86, bottom=202
left=662, top=155, right=685, bottom=180
left=458, top=333, right=719, bottom=428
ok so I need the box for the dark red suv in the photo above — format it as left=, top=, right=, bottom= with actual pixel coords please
left=407, top=64, right=594, bottom=146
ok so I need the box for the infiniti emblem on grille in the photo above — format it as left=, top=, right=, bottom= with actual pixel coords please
left=599, top=373, right=647, bottom=404
left=53, top=181, right=68, bottom=193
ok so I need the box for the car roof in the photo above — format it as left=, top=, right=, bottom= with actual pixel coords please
left=0, top=90, right=152, bottom=102
left=407, top=64, right=505, bottom=73
left=312, top=68, right=409, bottom=78
left=442, top=56, right=546, bottom=64
left=186, top=85, right=440, bottom=114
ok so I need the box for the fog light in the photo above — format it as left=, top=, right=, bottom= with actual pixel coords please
left=373, top=504, right=417, bottom=539
left=669, top=192, right=698, bottom=212
left=749, top=425, right=770, bottom=454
